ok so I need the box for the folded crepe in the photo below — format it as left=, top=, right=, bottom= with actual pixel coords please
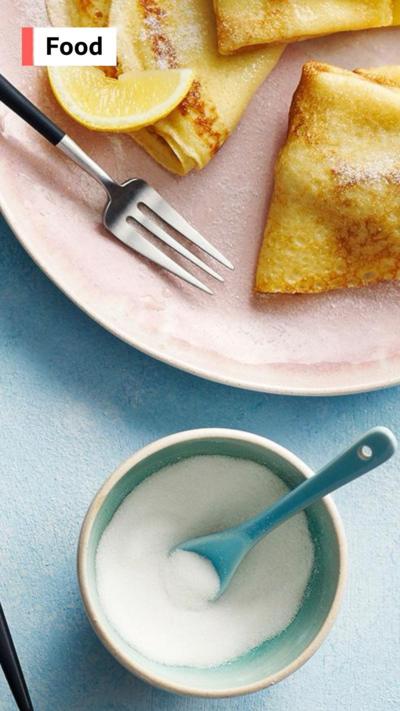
left=47, top=0, right=283, bottom=175
left=214, top=1, right=400, bottom=54
left=46, top=0, right=111, bottom=26
left=256, top=62, right=400, bottom=294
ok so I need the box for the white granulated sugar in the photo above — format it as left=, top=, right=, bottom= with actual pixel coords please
left=164, top=550, right=220, bottom=610
left=96, top=455, right=314, bottom=668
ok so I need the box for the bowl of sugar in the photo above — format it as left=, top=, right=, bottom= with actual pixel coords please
left=78, top=428, right=347, bottom=698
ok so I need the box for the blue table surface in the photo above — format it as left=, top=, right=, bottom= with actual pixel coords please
left=1, top=215, right=399, bottom=711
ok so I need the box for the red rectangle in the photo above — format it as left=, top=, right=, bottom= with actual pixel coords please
left=21, top=27, right=34, bottom=66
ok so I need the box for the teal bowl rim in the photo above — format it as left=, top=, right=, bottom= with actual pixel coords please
left=77, top=428, right=348, bottom=698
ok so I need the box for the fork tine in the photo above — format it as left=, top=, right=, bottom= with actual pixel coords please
left=142, top=187, right=234, bottom=270
left=113, top=224, right=213, bottom=295
left=130, top=211, right=224, bottom=283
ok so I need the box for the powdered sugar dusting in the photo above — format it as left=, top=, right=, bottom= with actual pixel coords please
left=139, top=1, right=205, bottom=69
left=140, top=11, right=177, bottom=70
left=333, top=157, right=400, bottom=186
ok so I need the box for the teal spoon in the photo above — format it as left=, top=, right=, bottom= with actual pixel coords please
left=176, top=427, right=397, bottom=598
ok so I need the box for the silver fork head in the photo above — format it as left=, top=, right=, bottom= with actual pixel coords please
left=103, top=179, right=233, bottom=294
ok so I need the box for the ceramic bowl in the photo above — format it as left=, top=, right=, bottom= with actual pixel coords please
left=78, top=428, right=347, bottom=698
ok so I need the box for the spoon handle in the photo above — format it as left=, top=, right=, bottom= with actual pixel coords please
left=245, top=427, right=397, bottom=543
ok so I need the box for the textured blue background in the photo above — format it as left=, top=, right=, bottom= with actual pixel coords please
left=1, top=215, right=399, bottom=711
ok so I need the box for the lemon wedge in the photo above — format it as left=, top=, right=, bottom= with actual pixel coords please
left=48, top=66, right=194, bottom=131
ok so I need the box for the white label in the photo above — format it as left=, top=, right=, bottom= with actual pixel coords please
left=22, top=27, right=117, bottom=66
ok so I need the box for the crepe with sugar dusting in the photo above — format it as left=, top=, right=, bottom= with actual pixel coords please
left=256, top=62, right=400, bottom=294
left=214, top=1, right=400, bottom=54
left=46, top=0, right=110, bottom=26
left=47, top=0, right=283, bottom=175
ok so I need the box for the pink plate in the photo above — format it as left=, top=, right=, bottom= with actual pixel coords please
left=2, top=2, right=400, bottom=395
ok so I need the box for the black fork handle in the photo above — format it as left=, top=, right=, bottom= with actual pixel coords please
left=0, top=603, right=34, bottom=711
left=0, top=72, right=65, bottom=145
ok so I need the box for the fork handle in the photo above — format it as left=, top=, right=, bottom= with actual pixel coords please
left=0, top=72, right=64, bottom=145
left=0, top=73, right=117, bottom=194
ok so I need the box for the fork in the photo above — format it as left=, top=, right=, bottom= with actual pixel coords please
left=0, top=73, right=233, bottom=294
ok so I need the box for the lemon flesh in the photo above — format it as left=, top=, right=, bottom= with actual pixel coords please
left=48, top=66, right=194, bottom=131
